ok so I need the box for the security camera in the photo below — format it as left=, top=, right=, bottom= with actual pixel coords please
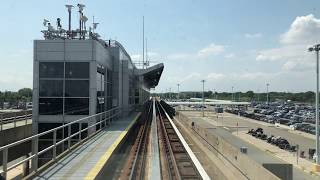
left=43, top=19, right=49, bottom=26
left=308, top=47, right=314, bottom=52
left=77, top=3, right=85, bottom=11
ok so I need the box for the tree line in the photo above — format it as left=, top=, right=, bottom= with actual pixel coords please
left=152, top=91, right=316, bottom=104
left=0, top=88, right=32, bottom=107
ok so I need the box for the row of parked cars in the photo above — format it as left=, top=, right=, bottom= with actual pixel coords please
left=247, top=128, right=318, bottom=160
left=247, top=128, right=297, bottom=152
left=226, top=102, right=317, bottom=135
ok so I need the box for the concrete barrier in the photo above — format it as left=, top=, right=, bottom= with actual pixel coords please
left=177, top=112, right=280, bottom=180
left=0, top=124, right=32, bottom=165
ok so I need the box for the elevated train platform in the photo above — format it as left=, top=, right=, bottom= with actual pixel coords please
left=32, top=113, right=140, bottom=180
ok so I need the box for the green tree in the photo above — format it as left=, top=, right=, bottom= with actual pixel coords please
left=246, top=91, right=254, bottom=100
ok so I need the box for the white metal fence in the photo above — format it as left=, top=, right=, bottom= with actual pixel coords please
left=0, top=107, right=121, bottom=179
left=0, top=110, right=32, bottom=131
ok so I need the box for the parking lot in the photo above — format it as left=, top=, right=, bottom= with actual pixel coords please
left=179, top=110, right=318, bottom=179
left=181, top=110, right=316, bottom=162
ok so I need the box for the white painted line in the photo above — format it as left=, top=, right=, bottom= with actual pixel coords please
left=223, top=127, right=230, bottom=130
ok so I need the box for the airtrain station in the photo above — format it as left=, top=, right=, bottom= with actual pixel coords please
left=1, top=3, right=320, bottom=180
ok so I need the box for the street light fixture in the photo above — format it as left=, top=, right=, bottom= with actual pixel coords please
left=309, top=44, right=320, bottom=166
left=201, top=80, right=205, bottom=117
left=177, top=83, right=180, bottom=100
left=266, top=83, right=270, bottom=105
left=232, top=86, right=234, bottom=101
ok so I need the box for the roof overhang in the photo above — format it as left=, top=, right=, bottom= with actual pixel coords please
left=136, top=63, right=164, bottom=88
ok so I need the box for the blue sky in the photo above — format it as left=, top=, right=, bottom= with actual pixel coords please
left=0, top=0, right=319, bottom=93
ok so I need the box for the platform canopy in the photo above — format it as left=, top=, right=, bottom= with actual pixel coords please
left=136, top=63, right=164, bottom=88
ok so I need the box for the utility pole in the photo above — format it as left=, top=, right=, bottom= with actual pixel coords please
left=232, top=86, right=234, bottom=101
left=309, top=44, right=320, bottom=166
left=177, top=83, right=180, bottom=100
left=201, top=80, right=205, bottom=117
left=266, top=83, right=270, bottom=105
left=142, top=16, right=145, bottom=69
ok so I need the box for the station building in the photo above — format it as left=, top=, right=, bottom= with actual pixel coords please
left=32, top=24, right=163, bottom=164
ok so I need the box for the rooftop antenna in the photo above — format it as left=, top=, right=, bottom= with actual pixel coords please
left=145, top=38, right=149, bottom=67
left=77, top=3, right=85, bottom=39
left=56, top=18, right=62, bottom=29
left=92, top=16, right=99, bottom=33
left=81, top=15, right=88, bottom=39
left=65, top=5, right=74, bottom=38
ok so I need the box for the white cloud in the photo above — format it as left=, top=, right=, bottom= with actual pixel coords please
left=245, top=33, right=262, bottom=38
left=280, top=14, right=320, bottom=45
left=206, top=73, right=226, bottom=80
left=224, top=53, right=235, bottom=59
left=166, top=43, right=227, bottom=61
left=167, top=53, right=190, bottom=60
left=256, top=14, right=320, bottom=72
left=197, top=43, right=225, bottom=57
left=131, top=54, right=141, bottom=61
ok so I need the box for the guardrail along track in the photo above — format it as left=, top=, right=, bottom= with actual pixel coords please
left=156, top=100, right=202, bottom=180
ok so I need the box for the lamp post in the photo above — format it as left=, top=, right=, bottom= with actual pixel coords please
left=201, top=80, right=205, bottom=117
left=309, top=44, right=320, bottom=165
left=266, top=83, right=270, bottom=105
left=232, top=86, right=234, bottom=101
left=177, top=83, right=180, bottom=100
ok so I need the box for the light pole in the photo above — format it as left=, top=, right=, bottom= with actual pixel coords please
left=177, top=83, right=180, bottom=100
left=257, top=89, right=260, bottom=102
left=169, top=87, right=172, bottom=101
left=201, top=80, right=205, bottom=117
left=309, top=44, right=320, bottom=166
left=231, top=86, right=234, bottom=101
left=266, top=83, right=270, bottom=105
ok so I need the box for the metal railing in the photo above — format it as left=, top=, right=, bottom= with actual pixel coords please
left=0, top=111, right=32, bottom=131
left=0, top=107, right=121, bottom=179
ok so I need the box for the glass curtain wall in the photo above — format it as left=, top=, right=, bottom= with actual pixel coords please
left=39, top=62, right=90, bottom=115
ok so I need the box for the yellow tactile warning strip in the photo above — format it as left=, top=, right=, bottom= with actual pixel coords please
left=85, top=113, right=141, bottom=180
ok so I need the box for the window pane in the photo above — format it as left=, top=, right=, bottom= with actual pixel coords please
left=65, top=62, right=89, bottom=79
left=65, top=98, right=89, bottom=115
left=65, top=80, right=89, bottom=97
left=39, top=62, right=64, bottom=78
left=39, top=98, right=63, bottom=115
left=39, top=80, right=63, bottom=97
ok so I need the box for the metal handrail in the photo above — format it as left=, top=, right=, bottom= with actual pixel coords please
left=0, top=107, right=121, bottom=179
left=0, top=111, right=32, bottom=131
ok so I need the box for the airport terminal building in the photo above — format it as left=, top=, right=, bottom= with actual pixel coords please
left=32, top=23, right=163, bottom=163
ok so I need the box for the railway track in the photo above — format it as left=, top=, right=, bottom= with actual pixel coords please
left=156, top=100, right=202, bottom=180
left=118, top=99, right=208, bottom=180
left=119, top=101, right=152, bottom=180
left=0, top=110, right=32, bottom=125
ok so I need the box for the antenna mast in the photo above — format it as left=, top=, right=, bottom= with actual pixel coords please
left=142, top=16, right=145, bottom=69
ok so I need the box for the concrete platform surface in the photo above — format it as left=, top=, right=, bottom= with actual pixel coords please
left=33, top=113, right=139, bottom=180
